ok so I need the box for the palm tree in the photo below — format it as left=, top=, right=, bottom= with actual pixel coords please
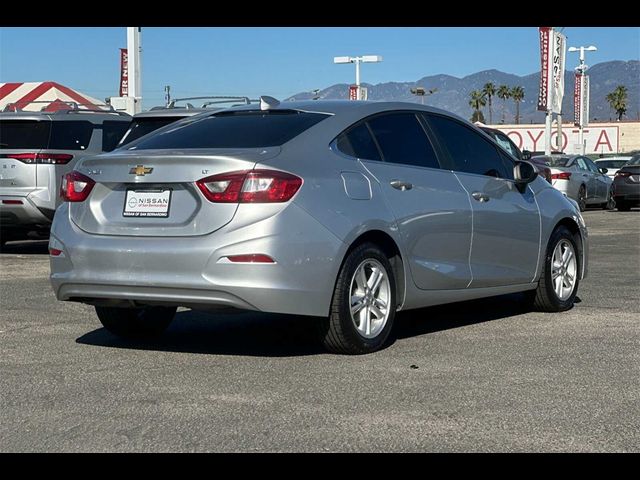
left=510, top=86, right=525, bottom=125
left=497, top=85, right=511, bottom=124
left=469, top=90, right=487, bottom=123
left=606, top=85, right=628, bottom=121
left=482, top=82, right=496, bottom=124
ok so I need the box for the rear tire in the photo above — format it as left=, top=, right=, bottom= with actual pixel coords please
left=319, top=243, right=396, bottom=354
left=95, top=305, right=176, bottom=339
left=577, top=185, right=587, bottom=212
left=616, top=200, right=631, bottom=211
left=527, top=226, right=580, bottom=312
left=602, top=188, right=616, bottom=210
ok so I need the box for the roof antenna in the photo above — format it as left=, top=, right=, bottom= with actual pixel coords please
left=260, top=96, right=280, bottom=111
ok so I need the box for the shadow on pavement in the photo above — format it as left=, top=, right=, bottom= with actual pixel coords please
left=77, top=292, right=536, bottom=357
left=0, top=240, right=49, bottom=255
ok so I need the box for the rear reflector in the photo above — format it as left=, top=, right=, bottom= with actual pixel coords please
left=226, top=254, right=275, bottom=263
left=49, top=248, right=63, bottom=256
left=196, top=169, right=302, bottom=203
left=551, top=172, right=572, bottom=180
left=61, top=171, right=96, bottom=202
left=1, top=153, right=74, bottom=165
left=2, top=199, right=23, bottom=205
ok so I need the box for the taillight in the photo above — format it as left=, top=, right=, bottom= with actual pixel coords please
left=196, top=169, right=303, bottom=203
left=60, top=171, right=95, bottom=202
left=615, top=171, right=632, bottom=178
left=551, top=172, right=572, bottom=180
left=1, top=153, right=74, bottom=164
left=49, top=248, right=63, bottom=256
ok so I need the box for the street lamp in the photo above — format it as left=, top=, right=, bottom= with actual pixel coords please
left=568, top=45, right=597, bottom=155
left=410, top=87, right=437, bottom=105
left=334, top=55, right=383, bottom=100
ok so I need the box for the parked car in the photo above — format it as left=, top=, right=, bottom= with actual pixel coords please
left=0, top=102, right=130, bottom=247
left=117, top=96, right=256, bottom=147
left=478, top=126, right=551, bottom=183
left=534, top=154, right=614, bottom=211
left=594, top=156, right=632, bottom=178
left=612, top=154, right=640, bottom=211
left=50, top=100, right=588, bottom=354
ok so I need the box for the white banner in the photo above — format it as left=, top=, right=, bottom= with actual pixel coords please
left=581, top=75, right=590, bottom=128
left=498, top=125, right=619, bottom=155
left=550, top=30, right=566, bottom=114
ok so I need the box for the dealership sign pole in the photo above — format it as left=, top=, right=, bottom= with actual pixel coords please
left=568, top=45, right=596, bottom=155
left=537, top=27, right=566, bottom=155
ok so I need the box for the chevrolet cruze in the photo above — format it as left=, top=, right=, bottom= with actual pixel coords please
left=49, top=99, right=589, bottom=354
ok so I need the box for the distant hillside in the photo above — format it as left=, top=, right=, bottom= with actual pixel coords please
left=286, top=60, right=640, bottom=124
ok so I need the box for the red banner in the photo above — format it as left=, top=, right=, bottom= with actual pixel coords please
left=119, top=48, right=128, bottom=97
left=349, top=85, right=358, bottom=101
left=574, top=73, right=582, bottom=126
left=537, top=27, right=551, bottom=111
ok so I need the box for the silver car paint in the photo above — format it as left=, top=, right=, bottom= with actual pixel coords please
left=50, top=101, right=588, bottom=318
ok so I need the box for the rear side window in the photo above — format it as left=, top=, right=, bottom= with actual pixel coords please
left=130, top=110, right=329, bottom=150
left=118, top=116, right=186, bottom=147
left=102, top=121, right=130, bottom=152
left=335, top=122, right=381, bottom=161
left=367, top=113, right=440, bottom=169
left=49, top=121, right=93, bottom=150
left=0, top=120, right=51, bottom=149
left=426, top=114, right=511, bottom=179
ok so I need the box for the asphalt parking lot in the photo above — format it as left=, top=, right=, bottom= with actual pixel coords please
left=1, top=209, right=638, bottom=452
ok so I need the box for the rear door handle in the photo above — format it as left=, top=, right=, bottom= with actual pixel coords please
left=471, top=191, right=490, bottom=202
left=390, top=180, right=413, bottom=191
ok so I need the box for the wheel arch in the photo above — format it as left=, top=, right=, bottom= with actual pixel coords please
left=551, top=216, right=586, bottom=280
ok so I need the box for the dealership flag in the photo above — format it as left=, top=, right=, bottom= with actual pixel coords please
left=537, top=27, right=566, bottom=113
left=119, top=48, right=128, bottom=97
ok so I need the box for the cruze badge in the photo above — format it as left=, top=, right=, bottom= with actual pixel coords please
left=130, top=165, right=153, bottom=176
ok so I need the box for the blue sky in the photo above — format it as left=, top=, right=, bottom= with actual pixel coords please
left=1, top=27, right=638, bottom=109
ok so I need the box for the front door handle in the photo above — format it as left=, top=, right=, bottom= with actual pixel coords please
left=471, top=191, right=490, bottom=202
left=390, top=180, right=413, bottom=191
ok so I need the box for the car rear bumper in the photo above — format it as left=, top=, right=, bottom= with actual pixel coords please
left=0, top=194, right=52, bottom=228
left=613, top=182, right=640, bottom=203
left=49, top=202, right=344, bottom=317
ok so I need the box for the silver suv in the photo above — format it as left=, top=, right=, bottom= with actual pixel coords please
left=0, top=102, right=131, bottom=246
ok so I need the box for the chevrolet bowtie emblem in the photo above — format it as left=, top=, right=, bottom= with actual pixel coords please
left=130, top=165, right=153, bottom=176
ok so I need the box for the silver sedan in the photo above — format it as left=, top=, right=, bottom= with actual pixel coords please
left=50, top=100, right=588, bottom=354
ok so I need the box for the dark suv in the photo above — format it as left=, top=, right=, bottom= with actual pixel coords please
left=0, top=102, right=131, bottom=246
left=117, top=96, right=256, bottom=147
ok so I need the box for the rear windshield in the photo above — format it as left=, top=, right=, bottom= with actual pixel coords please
left=546, top=157, right=572, bottom=167
left=627, top=155, right=640, bottom=166
left=128, top=110, right=329, bottom=150
left=0, top=120, right=51, bottom=149
left=0, top=120, right=94, bottom=150
left=118, top=116, right=186, bottom=147
left=596, top=160, right=629, bottom=169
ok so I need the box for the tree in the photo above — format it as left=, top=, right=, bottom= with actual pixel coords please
left=606, top=85, right=628, bottom=121
left=511, top=86, right=525, bottom=125
left=469, top=90, right=487, bottom=123
left=482, top=82, right=496, bottom=124
left=497, top=85, right=511, bottom=124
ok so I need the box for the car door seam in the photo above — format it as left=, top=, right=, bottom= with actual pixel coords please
left=530, top=185, right=543, bottom=283
left=452, top=171, right=474, bottom=288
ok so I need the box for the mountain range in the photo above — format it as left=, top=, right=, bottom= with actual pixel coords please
left=286, top=60, right=640, bottom=124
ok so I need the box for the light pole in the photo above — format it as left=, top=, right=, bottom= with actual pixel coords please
left=410, top=87, right=437, bottom=105
left=334, top=55, right=382, bottom=100
left=568, top=45, right=596, bottom=155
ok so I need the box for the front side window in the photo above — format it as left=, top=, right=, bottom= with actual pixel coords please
left=576, top=157, right=589, bottom=171
left=130, top=110, right=329, bottom=150
left=425, top=114, right=511, bottom=179
left=102, top=121, right=130, bottom=152
left=366, top=113, right=440, bottom=169
left=118, top=116, right=186, bottom=147
left=335, top=122, right=381, bottom=161
left=494, top=132, right=521, bottom=160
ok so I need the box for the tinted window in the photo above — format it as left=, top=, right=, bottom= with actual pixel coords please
left=494, top=132, right=521, bottom=159
left=102, top=121, right=130, bottom=152
left=576, top=157, right=589, bottom=171
left=131, top=110, right=329, bottom=150
left=118, top=116, right=186, bottom=147
left=367, top=113, right=440, bottom=169
left=596, top=160, right=629, bottom=169
left=628, top=155, right=640, bottom=166
left=584, top=158, right=600, bottom=173
left=426, top=114, right=509, bottom=178
left=49, top=121, right=93, bottom=150
left=336, top=122, right=381, bottom=161
left=0, top=120, right=51, bottom=149
left=546, top=157, right=571, bottom=167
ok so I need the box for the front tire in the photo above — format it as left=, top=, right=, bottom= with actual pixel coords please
left=95, top=305, right=176, bottom=339
left=528, top=226, right=580, bottom=312
left=319, top=243, right=396, bottom=354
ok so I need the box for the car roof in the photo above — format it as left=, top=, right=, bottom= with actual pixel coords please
left=0, top=109, right=130, bottom=121
left=132, top=109, right=210, bottom=119
left=595, top=156, right=631, bottom=161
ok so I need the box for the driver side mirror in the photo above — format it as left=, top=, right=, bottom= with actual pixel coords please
left=522, top=149, right=532, bottom=160
left=599, top=167, right=608, bottom=174
left=514, top=161, right=538, bottom=192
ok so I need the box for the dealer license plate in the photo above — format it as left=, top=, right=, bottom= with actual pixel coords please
left=123, top=189, right=172, bottom=217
